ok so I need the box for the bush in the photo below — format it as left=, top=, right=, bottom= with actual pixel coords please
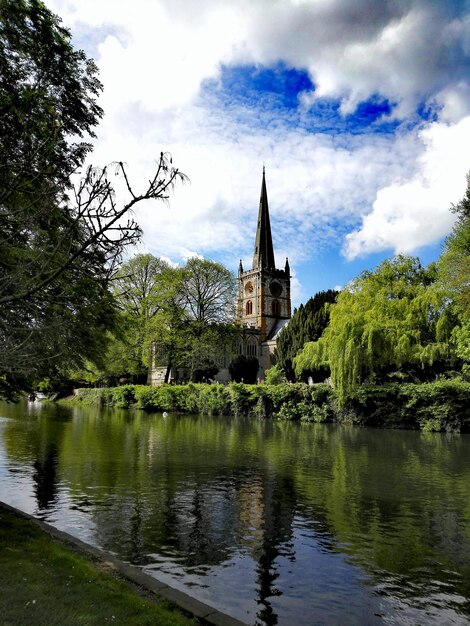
left=265, top=365, right=285, bottom=385
left=342, top=380, right=470, bottom=432
left=111, top=385, right=136, bottom=408
left=198, top=385, right=231, bottom=415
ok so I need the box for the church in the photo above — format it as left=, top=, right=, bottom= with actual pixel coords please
left=236, top=167, right=291, bottom=380
left=148, top=168, right=291, bottom=384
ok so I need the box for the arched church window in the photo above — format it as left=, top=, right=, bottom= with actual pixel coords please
left=272, top=300, right=281, bottom=316
left=246, top=300, right=253, bottom=315
left=247, top=338, right=258, bottom=357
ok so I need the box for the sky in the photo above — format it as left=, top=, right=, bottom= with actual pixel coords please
left=47, top=0, right=470, bottom=306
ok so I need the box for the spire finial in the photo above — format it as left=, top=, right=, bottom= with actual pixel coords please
left=253, top=166, right=275, bottom=270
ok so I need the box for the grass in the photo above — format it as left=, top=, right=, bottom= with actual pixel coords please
left=0, top=505, right=195, bottom=626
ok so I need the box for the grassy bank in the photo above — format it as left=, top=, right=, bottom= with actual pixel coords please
left=68, top=379, right=470, bottom=432
left=0, top=505, right=194, bottom=626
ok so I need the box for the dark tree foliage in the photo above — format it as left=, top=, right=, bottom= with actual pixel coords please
left=0, top=1, right=185, bottom=399
left=0, top=0, right=104, bottom=399
left=229, top=355, right=259, bottom=384
left=275, top=289, right=339, bottom=381
left=191, top=359, right=219, bottom=383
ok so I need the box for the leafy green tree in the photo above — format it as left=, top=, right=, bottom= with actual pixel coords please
left=167, top=258, right=238, bottom=382
left=439, top=172, right=470, bottom=314
left=111, top=254, right=175, bottom=378
left=93, top=256, right=238, bottom=385
left=0, top=1, right=185, bottom=398
left=439, top=171, right=470, bottom=375
left=295, top=256, right=454, bottom=402
left=179, top=258, right=236, bottom=328
left=275, top=289, right=338, bottom=380
left=440, top=174, right=470, bottom=307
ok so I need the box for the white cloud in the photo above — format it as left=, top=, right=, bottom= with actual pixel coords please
left=50, top=0, right=470, bottom=121
left=45, top=0, right=470, bottom=297
left=343, top=116, right=470, bottom=259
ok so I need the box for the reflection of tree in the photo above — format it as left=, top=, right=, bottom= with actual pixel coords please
left=33, top=443, right=58, bottom=510
left=1, top=402, right=71, bottom=512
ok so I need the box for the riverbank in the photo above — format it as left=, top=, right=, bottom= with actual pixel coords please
left=0, top=504, right=194, bottom=626
left=68, top=379, right=470, bottom=432
left=0, top=502, right=245, bottom=626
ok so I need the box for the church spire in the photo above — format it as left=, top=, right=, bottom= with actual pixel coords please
left=253, top=166, right=275, bottom=270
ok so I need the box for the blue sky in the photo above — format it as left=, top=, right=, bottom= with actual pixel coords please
left=49, top=0, right=470, bottom=305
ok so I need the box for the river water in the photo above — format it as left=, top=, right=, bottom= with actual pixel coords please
left=1, top=400, right=470, bottom=625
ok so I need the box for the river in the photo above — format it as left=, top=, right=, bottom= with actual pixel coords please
left=1, top=400, right=470, bottom=625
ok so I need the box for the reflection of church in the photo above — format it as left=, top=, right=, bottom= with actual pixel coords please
left=236, top=167, right=291, bottom=380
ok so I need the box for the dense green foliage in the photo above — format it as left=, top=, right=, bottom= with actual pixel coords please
left=275, top=289, right=338, bottom=380
left=439, top=172, right=470, bottom=371
left=172, top=257, right=238, bottom=382
left=0, top=2, right=184, bottom=400
left=264, top=363, right=285, bottom=384
left=295, top=256, right=458, bottom=403
left=71, top=254, right=238, bottom=386
left=342, top=380, right=470, bottom=431
left=70, top=380, right=470, bottom=432
left=439, top=172, right=470, bottom=315
left=0, top=0, right=102, bottom=398
left=103, top=254, right=176, bottom=381
left=0, top=505, right=192, bottom=626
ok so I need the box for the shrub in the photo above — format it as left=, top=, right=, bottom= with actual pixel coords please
left=265, top=365, right=285, bottom=385
left=111, top=385, right=136, bottom=409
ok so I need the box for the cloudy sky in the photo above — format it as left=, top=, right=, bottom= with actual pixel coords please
left=48, top=0, right=470, bottom=305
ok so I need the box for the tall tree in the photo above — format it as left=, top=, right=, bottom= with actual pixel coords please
left=110, top=254, right=179, bottom=380
left=275, top=289, right=338, bottom=380
left=439, top=172, right=470, bottom=314
left=179, top=258, right=236, bottom=328
left=439, top=171, right=470, bottom=370
left=174, top=258, right=237, bottom=381
left=295, top=256, right=454, bottom=402
left=0, top=1, right=185, bottom=398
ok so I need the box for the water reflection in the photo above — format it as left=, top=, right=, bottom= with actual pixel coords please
left=33, top=443, right=59, bottom=509
left=1, top=401, right=470, bottom=625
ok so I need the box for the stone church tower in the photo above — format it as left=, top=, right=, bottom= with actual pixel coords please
left=237, top=168, right=291, bottom=378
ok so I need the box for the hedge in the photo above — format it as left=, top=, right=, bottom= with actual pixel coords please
left=71, top=380, right=470, bottom=432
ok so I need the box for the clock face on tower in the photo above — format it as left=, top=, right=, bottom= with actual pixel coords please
left=269, top=281, right=282, bottom=297
left=245, top=281, right=254, bottom=294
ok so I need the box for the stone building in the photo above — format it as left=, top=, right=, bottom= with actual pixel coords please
left=236, top=167, right=291, bottom=380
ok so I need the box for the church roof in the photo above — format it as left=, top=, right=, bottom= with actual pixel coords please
left=253, top=167, right=275, bottom=270
left=266, top=318, right=290, bottom=341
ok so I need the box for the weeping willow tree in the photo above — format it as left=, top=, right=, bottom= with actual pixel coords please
left=294, top=256, right=456, bottom=403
